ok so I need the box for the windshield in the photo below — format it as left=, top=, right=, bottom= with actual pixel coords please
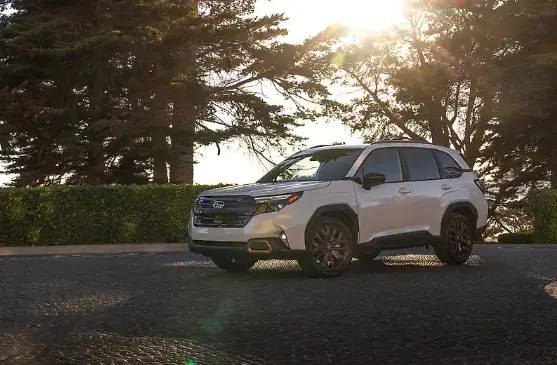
left=257, top=148, right=364, bottom=183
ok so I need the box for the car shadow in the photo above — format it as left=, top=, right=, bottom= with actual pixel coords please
left=351, top=253, right=484, bottom=274
left=248, top=253, right=482, bottom=279
left=171, top=253, right=485, bottom=285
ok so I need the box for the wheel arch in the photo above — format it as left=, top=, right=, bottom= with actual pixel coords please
left=441, top=201, right=478, bottom=232
left=305, top=204, right=359, bottom=244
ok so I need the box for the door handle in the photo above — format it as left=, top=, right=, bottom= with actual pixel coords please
left=442, top=184, right=452, bottom=191
left=399, top=187, right=411, bottom=195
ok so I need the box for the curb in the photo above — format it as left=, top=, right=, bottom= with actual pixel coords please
left=1, top=242, right=555, bottom=257
left=0, top=243, right=190, bottom=257
left=476, top=243, right=557, bottom=249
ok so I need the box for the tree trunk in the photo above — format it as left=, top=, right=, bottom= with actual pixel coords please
left=152, top=95, right=169, bottom=184
left=430, top=122, right=449, bottom=147
left=551, top=166, right=557, bottom=189
left=169, top=0, right=197, bottom=185
left=153, top=138, right=169, bottom=184
left=87, top=78, right=105, bottom=185
left=86, top=0, right=105, bottom=185
left=87, top=79, right=105, bottom=185
left=169, top=99, right=195, bottom=184
left=87, top=140, right=105, bottom=185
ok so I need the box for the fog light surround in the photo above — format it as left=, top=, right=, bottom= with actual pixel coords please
left=247, top=239, right=272, bottom=254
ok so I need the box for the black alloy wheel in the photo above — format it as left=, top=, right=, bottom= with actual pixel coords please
left=435, top=213, right=474, bottom=265
left=448, top=218, right=473, bottom=261
left=298, top=217, right=354, bottom=277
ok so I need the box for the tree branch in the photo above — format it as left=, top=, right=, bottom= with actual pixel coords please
left=344, top=67, right=426, bottom=141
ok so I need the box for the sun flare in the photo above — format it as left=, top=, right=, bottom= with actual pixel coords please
left=312, top=0, right=406, bottom=31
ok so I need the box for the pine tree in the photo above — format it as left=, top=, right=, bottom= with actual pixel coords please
left=0, top=0, right=131, bottom=185
left=488, top=0, right=557, bottom=189
left=157, top=0, right=336, bottom=183
left=0, top=0, right=335, bottom=186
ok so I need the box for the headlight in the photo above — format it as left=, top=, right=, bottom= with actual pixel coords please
left=253, top=192, right=303, bottom=215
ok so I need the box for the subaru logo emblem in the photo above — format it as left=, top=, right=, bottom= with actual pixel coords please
left=213, top=200, right=225, bottom=209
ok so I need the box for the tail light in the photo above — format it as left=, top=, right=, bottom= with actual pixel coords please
left=474, top=179, right=486, bottom=194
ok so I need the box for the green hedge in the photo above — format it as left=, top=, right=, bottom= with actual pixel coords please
left=0, top=184, right=222, bottom=247
left=497, top=232, right=535, bottom=245
left=528, top=189, right=557, bottom=244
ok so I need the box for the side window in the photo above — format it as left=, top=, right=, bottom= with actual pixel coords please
left=434, top=150, right=462, bottom=179
left=401, top=148, right=441, bottom=181
left=358, top=148, right=403, bottom=183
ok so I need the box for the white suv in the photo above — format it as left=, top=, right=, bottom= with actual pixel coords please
left=188, top=141, right=488, bottom=278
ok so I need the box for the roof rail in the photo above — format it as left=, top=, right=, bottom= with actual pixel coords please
left=288, top=143, right=357, bottom=158
left=288, top=144, right=332, bottom=159
left=372, top=139, right=432, bottom=145
left=288, top=150, right=307, bottom=158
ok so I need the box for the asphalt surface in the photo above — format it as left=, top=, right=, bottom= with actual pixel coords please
left=1, top=246, right=557, bottom=365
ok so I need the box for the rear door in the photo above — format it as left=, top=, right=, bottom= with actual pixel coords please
left=431, top=149, right=474, bottom=233
left=399, top=147, right=444, bottom=235
left=353, top=147, right=413, bottom=243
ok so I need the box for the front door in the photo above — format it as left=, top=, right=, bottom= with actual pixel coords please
left=353, top=147, right=413, bottom=243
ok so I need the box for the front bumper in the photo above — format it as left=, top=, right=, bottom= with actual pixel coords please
left=188, top=204, right=308, bottom=251
left=188, top=236, right=306, bottom=260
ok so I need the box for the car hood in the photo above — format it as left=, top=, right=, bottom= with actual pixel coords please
left=200, top=181, right=331, bottom=197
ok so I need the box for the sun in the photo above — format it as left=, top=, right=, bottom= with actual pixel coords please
left=255, top=0, right=406, bottom=44
left=313, top=0, right=406, bottom=31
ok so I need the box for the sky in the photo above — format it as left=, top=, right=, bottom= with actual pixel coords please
left=0, top=0, right=405, bottom=186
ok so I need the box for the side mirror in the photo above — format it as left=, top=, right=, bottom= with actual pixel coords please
left=361, top=172, right=386, bottom=190
left=444, top=166, right=463, bottom=179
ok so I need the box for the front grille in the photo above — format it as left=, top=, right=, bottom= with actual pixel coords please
left=193, top=195, right=255, bottom=228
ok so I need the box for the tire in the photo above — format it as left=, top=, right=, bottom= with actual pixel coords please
left=211, top=257, right=258, bottom=272
left=297, top=216, right=355, bottom=278
left=435, top=213, right=474, bottom=265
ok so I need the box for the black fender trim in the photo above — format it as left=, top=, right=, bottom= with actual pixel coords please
left=305, top=204, right=359, bottom=244
left=358, top=230, right=439, bottom=253
left=441, top=201, right=479, bottom=232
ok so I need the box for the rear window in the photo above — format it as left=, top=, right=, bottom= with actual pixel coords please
left=434, top=150, right=461, bottom=170
left=401, top=148, right=441, bottom=181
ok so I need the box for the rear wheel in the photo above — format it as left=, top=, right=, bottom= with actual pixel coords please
left=435, top=213, right=474, bottom=265
left=211, top=257, right=258, bottom=272
left=297, top=217, right=354, bottom=278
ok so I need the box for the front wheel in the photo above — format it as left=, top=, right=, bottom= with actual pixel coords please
left=211, top=257, right=258, bottom=272
left=297, top=217, right=354, bottom=278
left=435, top=213, right=474, bottom=265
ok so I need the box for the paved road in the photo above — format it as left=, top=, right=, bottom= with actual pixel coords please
left=1, top=246, right=556, bottom=365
